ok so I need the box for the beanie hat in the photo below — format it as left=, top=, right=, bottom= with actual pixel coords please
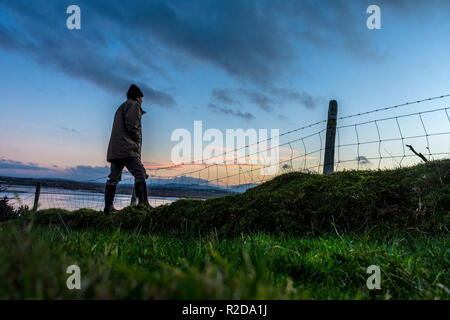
left=127, top=84, right=144, bottom=100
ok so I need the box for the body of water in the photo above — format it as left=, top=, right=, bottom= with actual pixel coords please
left=0, top=184, right=178, bottom=211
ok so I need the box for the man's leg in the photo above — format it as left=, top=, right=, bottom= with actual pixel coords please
left=124, top=157, right=152, bottom=209
left=104, top=160, right=124, bottom=213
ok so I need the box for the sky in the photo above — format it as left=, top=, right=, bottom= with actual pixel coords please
left=1, top=0, right=450, bottom=183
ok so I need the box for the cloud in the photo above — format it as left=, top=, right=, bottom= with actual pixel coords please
left=0, top=1, right=177, bottom=108
left=270, top=88, right=322, bottom=109
left=64, top=165, right=110, bottom=178
left=94, top=0, right=295, bottom=86
left=0, top=159, right=51, bottom=171
left=3, top=0, right=445, bottom=114
left=211, top=87, right=321, bottom=114
left=59, top=126, right=79, bottom=133
left=0, top=0, right=400, bottom=103
left=239, top=89, right=274, bottom=112
left=0, top=159, right=127, bottom=181
left=356, top=156, right=371, bottom=164
left=208, top=103, right=254, bottom=121
left=211, top=89, right=236, bottom=105
left=140, top=84, right=176, bottom=107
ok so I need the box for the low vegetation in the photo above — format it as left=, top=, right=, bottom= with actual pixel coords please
left=26, top=159, right=450, bottom=237
left=0, top=160, right=448, bottom=299
left=0, top=225, right=448, bottom=299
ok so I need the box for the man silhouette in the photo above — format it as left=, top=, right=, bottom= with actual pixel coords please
left=104, top=84, right=152, bottom=214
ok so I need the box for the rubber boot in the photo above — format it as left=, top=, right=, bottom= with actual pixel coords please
left=135, top=181, right=153, bottom=209
left=104, top=184, right=118, bottom=214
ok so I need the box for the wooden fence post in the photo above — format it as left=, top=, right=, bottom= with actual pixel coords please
left=130, top=185, right=137, bottom=206
left=32, top=182, right=41, bottom=211
left=323, top=100, right=338, bottom=174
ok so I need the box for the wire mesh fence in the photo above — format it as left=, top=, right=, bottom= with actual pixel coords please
left=146, top=104, right=450, bottom=189
left=1, top=94, right=449, bottom=212
left=0, top=184, right=177, bottom=211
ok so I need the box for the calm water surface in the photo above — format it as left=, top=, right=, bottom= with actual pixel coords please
left=0, top=184, right=178, bottom=211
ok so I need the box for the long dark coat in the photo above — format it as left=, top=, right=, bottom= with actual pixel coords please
left=107, top=99, right=146, bottom=162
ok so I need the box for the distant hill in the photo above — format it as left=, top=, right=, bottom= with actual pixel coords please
left=0, top=175, right=246, bottom=199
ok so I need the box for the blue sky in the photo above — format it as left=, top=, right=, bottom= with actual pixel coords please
left=1, top=0, right=450, bottom=181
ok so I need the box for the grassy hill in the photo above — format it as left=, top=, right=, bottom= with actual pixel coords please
left=31, top=159, right=450, bottom=237
left=0, top=160, right=448, bottom=299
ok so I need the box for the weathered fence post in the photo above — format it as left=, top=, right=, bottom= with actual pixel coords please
left=32, top=182, right=41, bottom=211
left=130, top=185, right=137, bottom=206
left=323, top=100, right=338, bottom=174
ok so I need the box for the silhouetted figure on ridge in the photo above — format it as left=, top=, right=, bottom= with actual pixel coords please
left=104, top=84, right=152, bottom=214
